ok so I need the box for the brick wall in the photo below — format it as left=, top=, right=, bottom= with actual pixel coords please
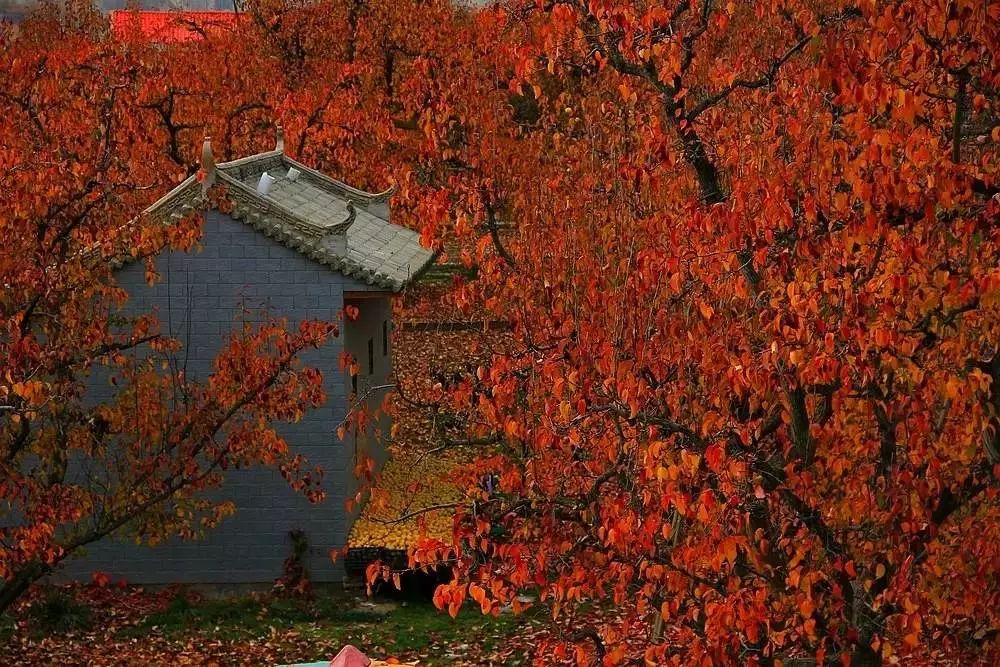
left=56, top=210, right=383, bottom=585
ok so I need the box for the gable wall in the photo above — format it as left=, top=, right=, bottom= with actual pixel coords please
left=57, top=210, right=383, bottom=585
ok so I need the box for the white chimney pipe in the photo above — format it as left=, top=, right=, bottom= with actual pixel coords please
left=256, top=171, right=275, bottom=196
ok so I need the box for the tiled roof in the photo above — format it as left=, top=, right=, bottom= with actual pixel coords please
left=145, top=140, right=435, bottom=291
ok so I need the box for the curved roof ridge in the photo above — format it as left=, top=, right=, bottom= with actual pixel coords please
left=144, top=174, right=200, bottom=216
left=280, top=154, right=397, bottom=205
left=215, top=149, right=284, bottom=171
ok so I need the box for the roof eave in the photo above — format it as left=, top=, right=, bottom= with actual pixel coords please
left=143, top=174, right=201, bottom=216
left=393, top=248, right=439, bottom=292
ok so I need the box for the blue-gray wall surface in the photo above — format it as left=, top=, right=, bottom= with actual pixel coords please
left=342, top=295, right=394, bottom=522
left=57, top=210, right=383, bottom=585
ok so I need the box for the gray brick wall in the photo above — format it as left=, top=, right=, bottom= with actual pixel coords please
left=57, top=210, right=384, bottom=585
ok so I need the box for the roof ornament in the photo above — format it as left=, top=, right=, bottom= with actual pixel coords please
left=200, top=136, right=216, bottom=193
left=275, top=124, right=285, bottom=154
left=344, top=200, right=356, bottom=227
left=314, top=201, right=356, bottom=256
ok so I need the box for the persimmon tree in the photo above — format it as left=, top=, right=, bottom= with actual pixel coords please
left=0, top=4, right=336, bottom=611
left=4, top=0, right=998, bottom=662
left=370, top=0, right=1000, bottom=665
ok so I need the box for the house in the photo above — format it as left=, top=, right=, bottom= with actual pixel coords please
left=108, top=8, right=243, bottom=42
left=2, top=1, right=239, bottom=38
left=98, top=0, right=236, bottom=9
left=0, top=0, right=34, bottom=27
left=58, top=130, right=435, bottom=585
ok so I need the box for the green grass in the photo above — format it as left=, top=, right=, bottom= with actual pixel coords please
left=0, top=614, right=15, bottom=643
left=119, top=593, right=379, bottom=640
left=118, top=591, right=537, bottom=663
left=27, top=590, right=92, bottom=636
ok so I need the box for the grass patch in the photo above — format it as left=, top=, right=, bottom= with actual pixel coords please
left=118, top=590, right=541, bottom=664
left=119, top=593, right=382, bottom=640
left=357, top=602, right=524, bottom=654
left=0, top=614, right=15, bottom=643
left=28, top=590, right=92, bottom=636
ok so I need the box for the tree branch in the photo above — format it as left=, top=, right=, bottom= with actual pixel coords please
left=686, top=7, right=861, bottom=121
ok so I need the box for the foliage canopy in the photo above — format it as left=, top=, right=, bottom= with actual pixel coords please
left=1, top=0, right=998, bottom=664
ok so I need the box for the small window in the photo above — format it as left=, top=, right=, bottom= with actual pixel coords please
left=382, top=320, right=389, bottom=357
left=351, top=372, right=357, bottom=394
left=368, top=338, right=374, bottom=375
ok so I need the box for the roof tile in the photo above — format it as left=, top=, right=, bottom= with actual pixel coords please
left=146, top=150, right=435, bottom=291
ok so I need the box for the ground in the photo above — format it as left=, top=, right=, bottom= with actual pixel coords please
left=347, top=316, right=512, bottom=553
left=346, top=446, right=469, bottom=551
left=0, top=584, right=552, bottom=666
